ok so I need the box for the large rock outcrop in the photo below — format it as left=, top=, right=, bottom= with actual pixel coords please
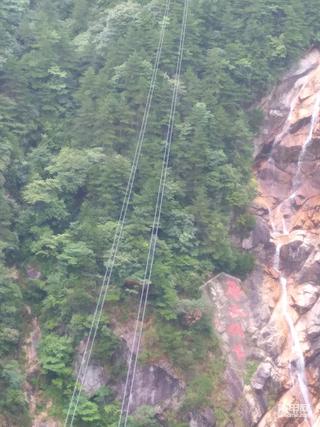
left=245, top=48, right=320, bottom=426
left=76, top=332, right=185, bottom=416
left=203, top=48, right=320, bottom=426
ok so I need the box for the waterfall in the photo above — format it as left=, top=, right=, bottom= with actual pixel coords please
left=270, top=236, right=314, bottom=425
left=280, top=274, right=314, bottom=424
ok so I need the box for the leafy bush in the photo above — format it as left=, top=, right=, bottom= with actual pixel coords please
left=0, top=361, right=28, bottom=420
left=0, top=276, right=22, bottom=357
left=39, top=334, right=72, bottom=381
left=183, top=374, right=213, bottom=410
left=127, top=406, right=160, bottom=427
left=244, top=360, right=259, bottom=385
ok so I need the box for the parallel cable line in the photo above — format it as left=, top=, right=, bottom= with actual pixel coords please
left=117, top=1, right=189, bottom=425
left=64, top=1, right=171, bottom=424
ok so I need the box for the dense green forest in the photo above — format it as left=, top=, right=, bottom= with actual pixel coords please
left=1, top=0, right=320, bottom=425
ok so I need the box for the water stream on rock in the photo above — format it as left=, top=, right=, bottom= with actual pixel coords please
left=268, top=84, right=320, bottom=426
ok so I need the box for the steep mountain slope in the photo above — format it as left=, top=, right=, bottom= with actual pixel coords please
left=2, top=1, right=320, bottom=426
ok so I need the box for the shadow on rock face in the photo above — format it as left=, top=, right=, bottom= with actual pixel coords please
left=298, top=260, right=320, bottom=284
left=279, top=240, right=313, bottom=274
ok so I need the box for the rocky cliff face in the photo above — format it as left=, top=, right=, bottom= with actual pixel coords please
left=250, top=48, right=320, bottom=427
left=203, top=48, right=320, bottom=426
left=75, top=322, right=215, bottom=427
left=76, top=332, right=185, bottom=415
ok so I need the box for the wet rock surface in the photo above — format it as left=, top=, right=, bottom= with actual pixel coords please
left=244, top=48, right=320, bottom=426
left=279, top=240, right=313, bottom=273
left=206, top=49, right=320, bottom=426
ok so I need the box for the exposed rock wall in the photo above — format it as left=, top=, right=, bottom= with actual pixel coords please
left=248, top=48, right=320, bottom=427
left=245, top=48, right=320, bottom=426
left=76, top=333, right=185, bottom=415
left=203, top=49, right=320, bottom=427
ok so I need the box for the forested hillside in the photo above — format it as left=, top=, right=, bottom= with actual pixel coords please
left=1, top=0, right=320, bottom=426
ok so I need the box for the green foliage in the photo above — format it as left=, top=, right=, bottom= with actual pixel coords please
left=214, top=407, right=231, bottom=426
left=0, top=273, right=22, bottom=357
left=39, top=334, right=72, bottom=380
left=76, top=399, right=101, bottom=423
left=127, top=405, right=160, bottom=427
left=103, top=401, right=121, bottom=426
left=142, top=305, right=217, bottom=372
left=91, top=323, right=121, bottom=362
left=1, top=0, right=320, bottom=425
left=183, top=374, right=213, bottom=410
left=244, top=360, right=259, bottom=385
left=0, top=361, right=28, bottom=422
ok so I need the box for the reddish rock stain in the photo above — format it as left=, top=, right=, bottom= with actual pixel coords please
left=232, top=344, right=245, bottom=360
left=227, top=323, right=244, bottom=337
left=226, top=279, right=242, bottom=300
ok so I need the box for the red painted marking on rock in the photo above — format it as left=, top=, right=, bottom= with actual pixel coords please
left=226, top=279, right=242, bottom=300
left=233, top=344, right=245, bottom=360
left=227, top=323, right=244, bottom=337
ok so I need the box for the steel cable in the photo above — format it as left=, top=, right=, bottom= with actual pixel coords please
left=64, top=2, right=171, bottom=424
left=117, top=1, right=189, bottom=425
